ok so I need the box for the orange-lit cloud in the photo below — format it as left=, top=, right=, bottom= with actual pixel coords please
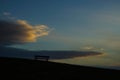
left=0, top=20, right=50, bottom=45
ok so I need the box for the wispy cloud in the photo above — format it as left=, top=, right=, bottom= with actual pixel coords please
left=2, top=12, right=16, bottom=20
left=80, top=46, right=104, bottom=52
left=3, top=12, right=11, bottom=16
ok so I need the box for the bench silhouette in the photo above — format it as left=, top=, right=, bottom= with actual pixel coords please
left=34, top=55, right=49, bottom=61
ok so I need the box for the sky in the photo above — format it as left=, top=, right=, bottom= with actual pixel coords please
left=0, top=0, right=120, bottom=70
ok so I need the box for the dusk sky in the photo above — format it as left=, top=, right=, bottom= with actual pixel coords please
left=0, top=0, right=120, bottom=69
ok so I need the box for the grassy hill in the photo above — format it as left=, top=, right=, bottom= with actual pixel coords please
left=0, top=57, right=120, bottom=79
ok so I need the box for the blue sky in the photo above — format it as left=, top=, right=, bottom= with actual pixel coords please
left=0, top=0, right=120, bottom=69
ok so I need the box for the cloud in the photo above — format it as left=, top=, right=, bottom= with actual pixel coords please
left=35, top=51, right=104, bottom=60
left=0, top=46, right=104, bottom=60
left=2, top=12, right=16, bottom=20
left=80, top=46, right=104, bottom=52
left=0, top=20, right=50, bottom=45
left=34, top=25, right=50, bottom=37
left=3, top=12, right=11, bottom=16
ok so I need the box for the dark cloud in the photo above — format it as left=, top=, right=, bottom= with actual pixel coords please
left=0, top=46, right=103, bottom=60
left=0, top=20, right=50, bottom=45
left=35, top=51, right=104, bottom=60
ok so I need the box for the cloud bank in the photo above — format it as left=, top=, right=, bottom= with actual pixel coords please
left=35, top=51, right=104, bottom=60
left=0, top=20, right=50, bottom=45
left=0, top=46, right=104, bottom=60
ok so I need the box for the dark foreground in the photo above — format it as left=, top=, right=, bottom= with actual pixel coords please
left=0, top=57, right=120, bottom=79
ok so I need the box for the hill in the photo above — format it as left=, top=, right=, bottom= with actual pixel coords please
left=0, top=57, right=120, bottom=79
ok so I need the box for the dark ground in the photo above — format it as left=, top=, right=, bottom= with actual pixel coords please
left=0, top=57, right=120, bottom=80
